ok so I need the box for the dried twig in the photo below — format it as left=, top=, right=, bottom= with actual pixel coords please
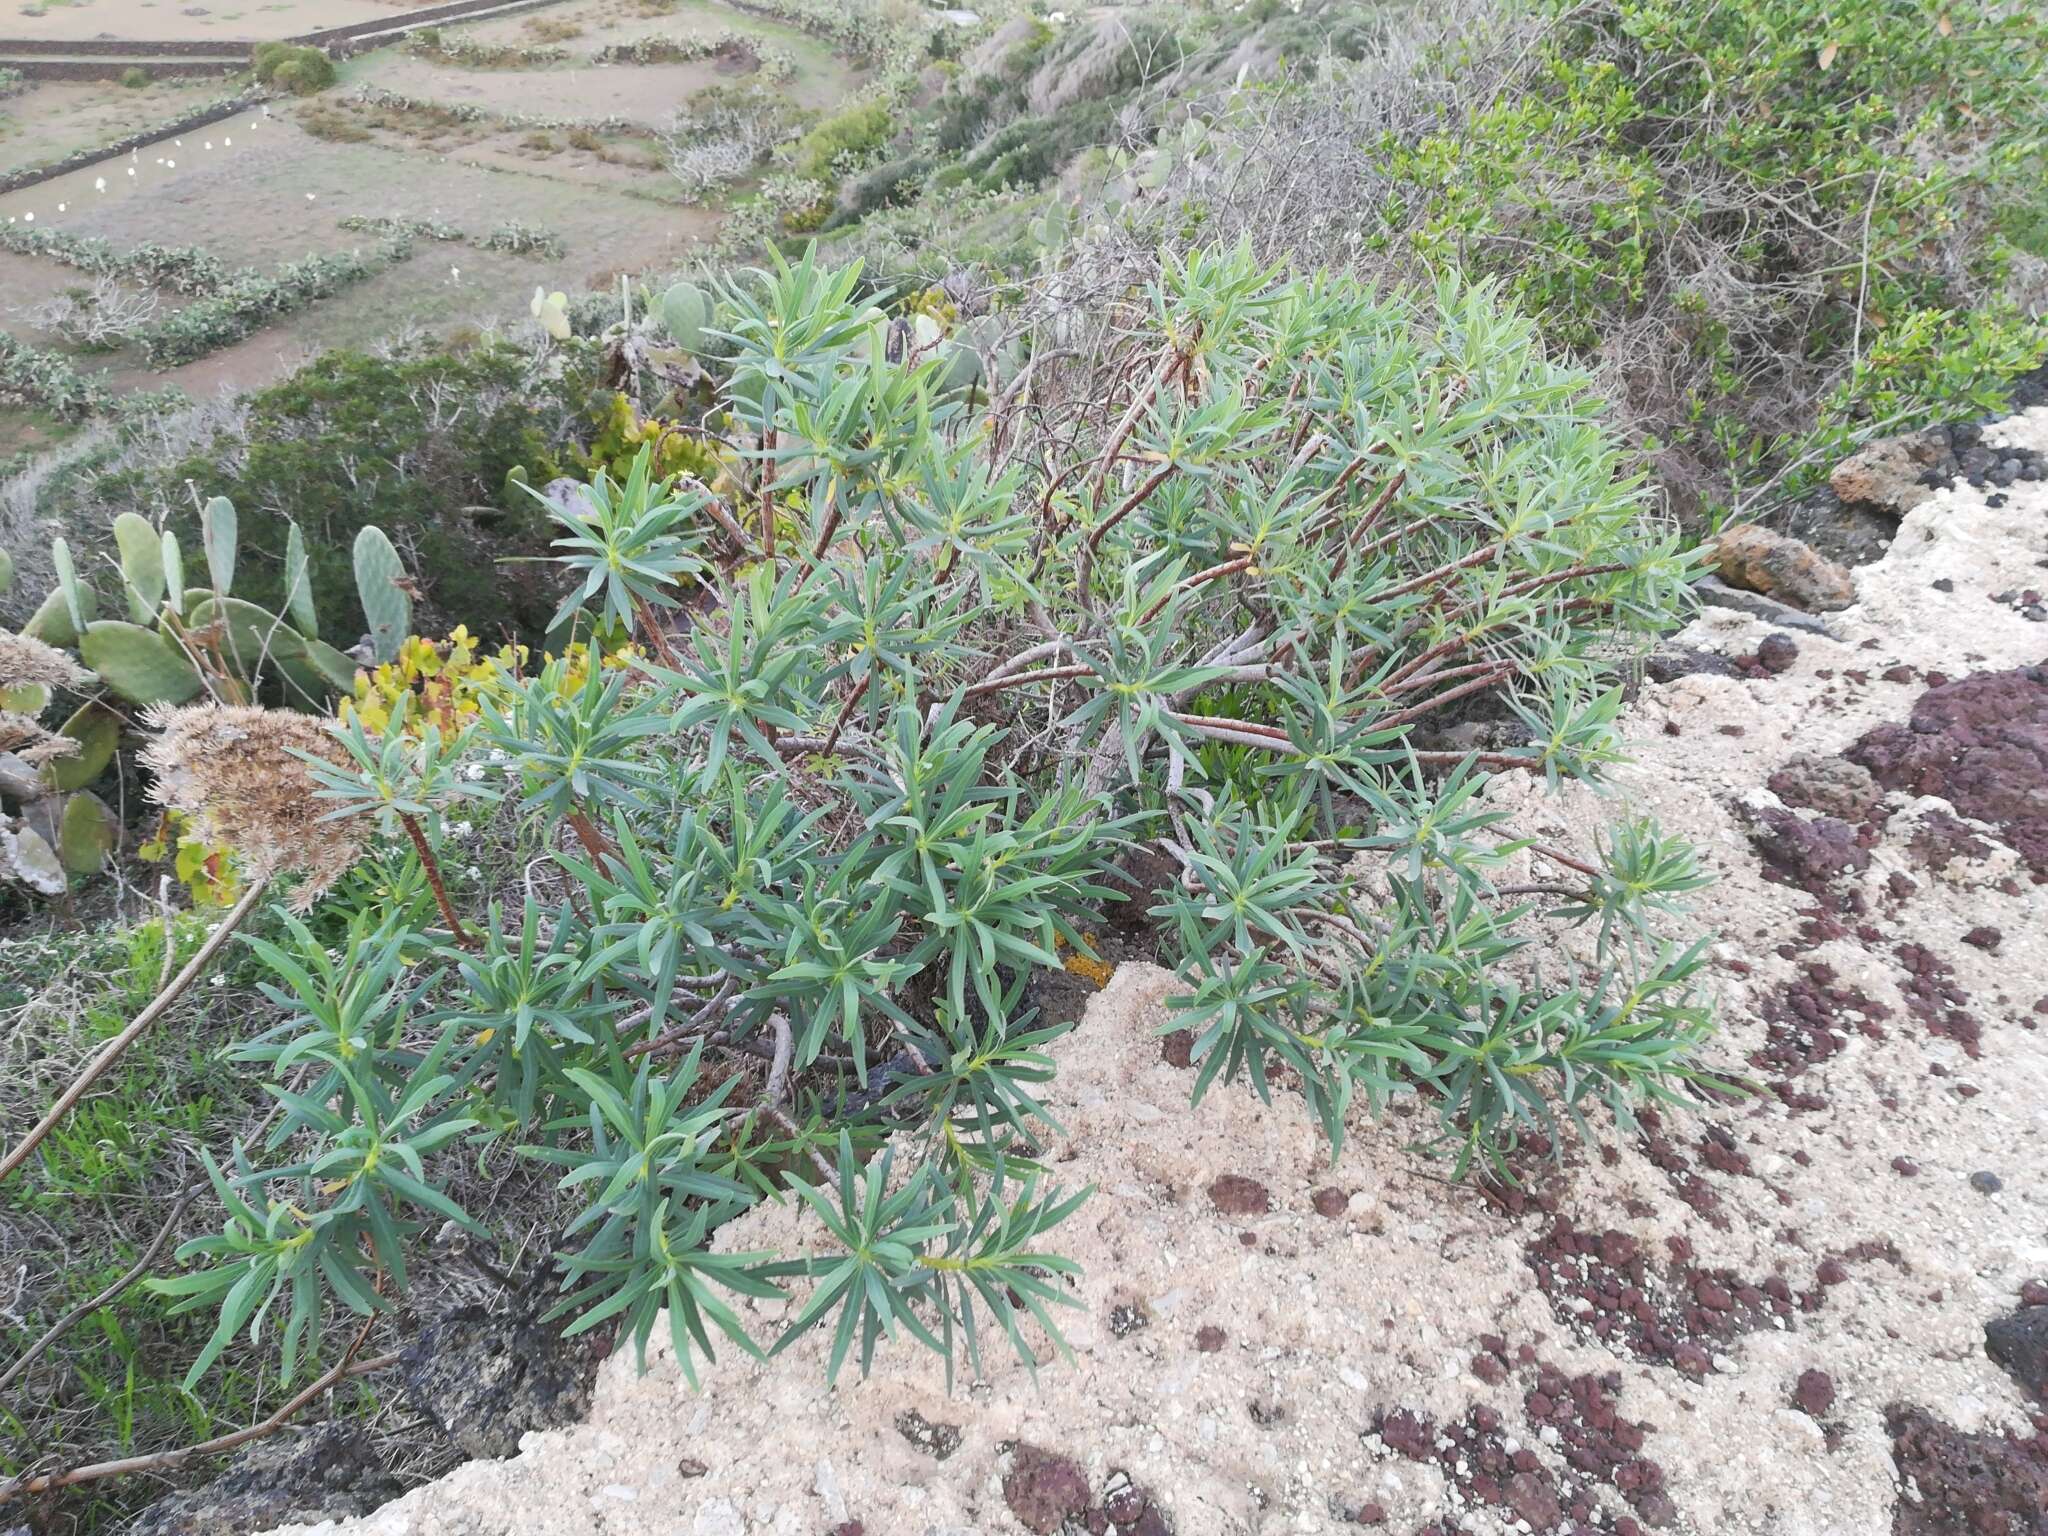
left=0, top=878, right=270, bottom=1187
left=0, top=1318, right=395, bottom=1502
left=0, top=1182, right=201, bottom=1397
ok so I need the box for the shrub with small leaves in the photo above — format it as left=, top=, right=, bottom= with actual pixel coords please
left=155, top=243, right=1726, bottom=1402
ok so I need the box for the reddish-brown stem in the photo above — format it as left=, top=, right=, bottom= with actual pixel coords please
left=1385, top=658, right=1508, bottom=696
left=1531, top=842, right=1602, bottom=879
left=1074, top=457, right=1177, bottom=605
left=398, top=811, right=477, bottom=950
left=820, top=672, right=871, bottom=756
left=1496, top=560, right=1630, bottom=602
left=1090, top=349, right=1178, bottom=502
left=960, top=664, right=1095, bottom=699
left=1377, top=538, right=1510, bottom=603
left=1285, top=372, right=1313, bottom=452
left=1326, top=471, right=1406, bottom=583
left=1141, top=555, right=1254, bottom=623
left=566, top=808, right=619, bottom=868
left=630, top=593, right=680, bottom=670
left=1087, top=461, right=1177, bottom=557
left=1166, top=710, right=1291, bottom=748
left=1374, top=666, right=1514, bottom=731
left=1308, top=452, right=1374, bottom=522
left=694, top=487, right=758, bottom=562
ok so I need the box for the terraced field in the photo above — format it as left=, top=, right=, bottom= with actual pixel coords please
left=0, top=0, right=863, bottom=452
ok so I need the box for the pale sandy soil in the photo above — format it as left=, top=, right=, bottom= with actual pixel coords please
left=452, top=0, right=835, bottom=61
left=265, top=411, right=2048, bottom=1536
left=361, top=46, right=847, bottom=123
left=2, top=0, right=436, bottom=44
left=0, top=113, right=698, bottom=268
left=0, top=76, right=227, bottom=177
left=0, top=110, right=713, bottom=400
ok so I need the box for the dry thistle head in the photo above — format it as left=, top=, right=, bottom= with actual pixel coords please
left=0, top=709, right=78, bottom=765
left=139, top=702, right=365, bottom=911
left=0, top=632, right=92, bottom=694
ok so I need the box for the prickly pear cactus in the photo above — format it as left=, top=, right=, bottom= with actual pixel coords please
left=44, top=701, right=120, bottom=793
left=531, top=287, right=571, bottom=341
left=22, top=581, right=96, bottom=648
left=51, top=538, right=85, bottom=634
left=161, top=529, right=185, bottom=616
left=57, top=790, right=117, bottom=874
left=201, top=495, right=237, bottom=593
left=353, top=526, right=411, bottom=665
left=114, top=512, right=166, bottom=622
left=284, top=520, right=318, bottom=638
left=79, top=620, right=203, bottom=706
left=659, top=281, right=708, bottom=352
left=187, top=596, right=311, bottom=680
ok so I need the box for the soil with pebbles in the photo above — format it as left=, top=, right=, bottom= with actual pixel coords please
left=267, top=413, right=2048, bottom=1535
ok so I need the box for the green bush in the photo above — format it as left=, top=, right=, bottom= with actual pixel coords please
left=1199, top=0, right=2048, bottom=513
left=118, top=65, right=150, bottom=88
left=253, top=42, right=335, bottom=95
left=0, top=332, right=114, bottom=420
left=959, top=100, right=1115, bottom=192
left=137, top=243, right=408, bottom=367
left=790, top=100, right=894, bottom=186
left=145, top=247, right=1722, bottom=1404
left=88, top=343, right=593, bottom=647
left=826, top=152, right=935, bottom=225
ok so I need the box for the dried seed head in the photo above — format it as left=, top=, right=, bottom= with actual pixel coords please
left=0, top=710, right=69, bottom=760
left=19, top=735, right=81, bottom=766
left=0, top=632, right=92, bottom=694
left=139, top=702, right=364, bottom=911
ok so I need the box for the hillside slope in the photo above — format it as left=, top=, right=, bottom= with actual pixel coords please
left=266, top=409, right=2048, bottom=1536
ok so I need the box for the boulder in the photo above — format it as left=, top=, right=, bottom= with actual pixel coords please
left=127, top=1426, right=400, bottom=1536
left=401, top=1303, right=606, bottom=1460
left=1829, top=428, right=1953, bottom=515
left=1986, top=1305, right=2048, bottom=1402
left=1709, top=526, right=1857, bottom=613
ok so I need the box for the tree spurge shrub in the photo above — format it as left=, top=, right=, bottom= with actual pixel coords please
left=142, top=244, right=1726, bottom=1395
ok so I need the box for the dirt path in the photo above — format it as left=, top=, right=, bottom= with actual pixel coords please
left=268, top=410, right=2048, bottom=1536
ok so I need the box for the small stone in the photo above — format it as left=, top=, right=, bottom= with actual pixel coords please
left=1353, top=1503, right=1387, bottom=1526
left=1962, top=926, right=2002, bottom=950
left=1892, top=1157, right=1920, bottom=1177
left=1756, top=633, right=1799, bottom=674
left=1969, top=1171, right=2003, bottom=1195
left=1208, top=1174, right=1272, bottom=1215
left=1711, top=525, right=1856, bottom=612
left=1831, top=429, right=1952, bottom=514
left=1767, top=752, right=1881, bottom=820
left=2020, top=1279, right=2048, bottom=1307
left=1194, top=1324, right=1227, bottom=1353
left=1792, top=1369, right=1835, bottom=1416
left=1986, top=1308, right=2048, bottom=1403
left=1311, top=1186, right=1348, bottom=1218
left=1003, top=1445, right=1090, bottom=1535
left=1503, top=1469, right=1564, bottom=1529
